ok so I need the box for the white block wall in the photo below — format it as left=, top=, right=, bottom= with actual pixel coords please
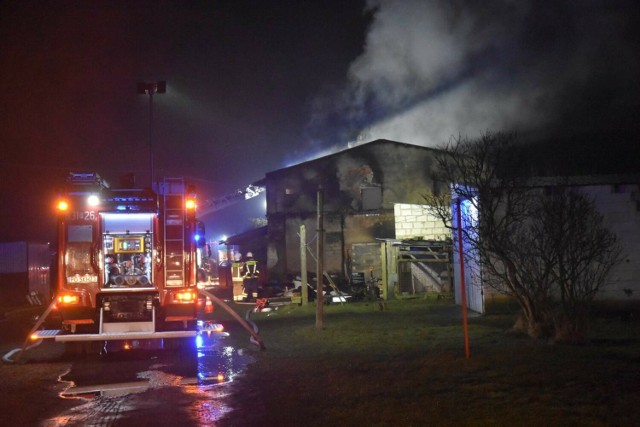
left=394, top=203, right=451, bottom=240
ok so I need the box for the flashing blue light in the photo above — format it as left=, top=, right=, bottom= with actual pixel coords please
left=194, top=234, right=201, bottom=242
left=116, top=205, right=127, bottom=211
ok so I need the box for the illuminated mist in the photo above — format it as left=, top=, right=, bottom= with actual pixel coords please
left=307, top=0, right=640, bottom=149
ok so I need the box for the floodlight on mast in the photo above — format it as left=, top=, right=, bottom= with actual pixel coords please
left=137, top=81, right=166, bottom=188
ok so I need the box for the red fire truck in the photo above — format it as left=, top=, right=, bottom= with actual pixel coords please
left=34, top=172, right=200, bottom=350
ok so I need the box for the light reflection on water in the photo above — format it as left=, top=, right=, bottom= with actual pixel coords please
left=196, top=327, right=254, bottom=386
left=47, top=327, right=254, bottom=426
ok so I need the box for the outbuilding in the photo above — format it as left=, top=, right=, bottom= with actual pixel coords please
left=263, top=139, right=451, bottom=298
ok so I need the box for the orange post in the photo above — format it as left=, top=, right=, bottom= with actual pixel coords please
left=456, top=198, right=470, bottom=359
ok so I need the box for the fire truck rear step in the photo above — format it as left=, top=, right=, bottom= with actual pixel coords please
left=31, top=306, right=196, bottom=341
left=31, top=329, right=195, bottom=341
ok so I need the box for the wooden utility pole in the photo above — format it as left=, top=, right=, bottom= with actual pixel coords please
left=316, top=186, right=324, bottom=329
left=300, top=224, right=308, bottom=305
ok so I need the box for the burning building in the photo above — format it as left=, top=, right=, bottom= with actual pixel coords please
left=263, top=139, right=452, bottom=294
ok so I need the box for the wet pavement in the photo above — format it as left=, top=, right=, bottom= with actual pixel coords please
left=37, top=325, right=254, bottom=426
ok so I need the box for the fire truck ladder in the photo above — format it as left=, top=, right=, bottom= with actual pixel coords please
left=163, top=177, right=186, bottom=287
left=197, top=181, right=265, bottom=216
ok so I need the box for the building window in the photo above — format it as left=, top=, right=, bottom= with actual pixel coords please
left=361, top=186, right=382, bottom=210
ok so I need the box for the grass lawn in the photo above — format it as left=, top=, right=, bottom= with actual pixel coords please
left=216, top=298, right=640, bottom=426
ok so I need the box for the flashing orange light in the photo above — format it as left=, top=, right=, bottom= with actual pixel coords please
left=185, top=198, right=196, bottom=210
left=175, top=290, right=197, bottom=303
left=56, top=200, right=70, bottom=211
left=58, top=294, right=79, bottom=305
left=216, top=373, right=225, bottom=382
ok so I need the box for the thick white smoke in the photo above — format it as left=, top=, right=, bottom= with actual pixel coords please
left=317, top=0, right=640, bottom=148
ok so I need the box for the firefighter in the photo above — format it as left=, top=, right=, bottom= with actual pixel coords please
left=231, top=252, right=245, bottom=301
left=242, top=252, right=260, bottom=301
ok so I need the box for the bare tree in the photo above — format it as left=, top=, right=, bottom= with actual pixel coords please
left=425, top=132, right=553, bottom=337
left=425, top=132, right=622, bottom=341
left=536, top=187, right=622, bottom=342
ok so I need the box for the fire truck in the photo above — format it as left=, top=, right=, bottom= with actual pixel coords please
left=34, top=172, right=200, bottom=350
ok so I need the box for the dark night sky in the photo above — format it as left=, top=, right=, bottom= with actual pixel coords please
left=0, top=0, right=370, bottom=242
left=1, top=0, right=639, bottom=243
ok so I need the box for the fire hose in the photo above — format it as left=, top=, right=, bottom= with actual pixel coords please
left=3, top=289, right=265, bottom=363
left=2, top=298, right=58, bottom=363
left=198, top=289, right=265, bottom=350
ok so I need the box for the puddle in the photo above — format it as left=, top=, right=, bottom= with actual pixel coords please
left=196, top=330, right=254, bottom=386
left=48, top=324, right=255, bottom=425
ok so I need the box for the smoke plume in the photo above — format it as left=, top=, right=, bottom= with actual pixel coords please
left=309, top=0, right=640, bottom=148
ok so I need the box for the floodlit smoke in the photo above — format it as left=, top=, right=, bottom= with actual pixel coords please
left=309, top=0, right=640, bottom=148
